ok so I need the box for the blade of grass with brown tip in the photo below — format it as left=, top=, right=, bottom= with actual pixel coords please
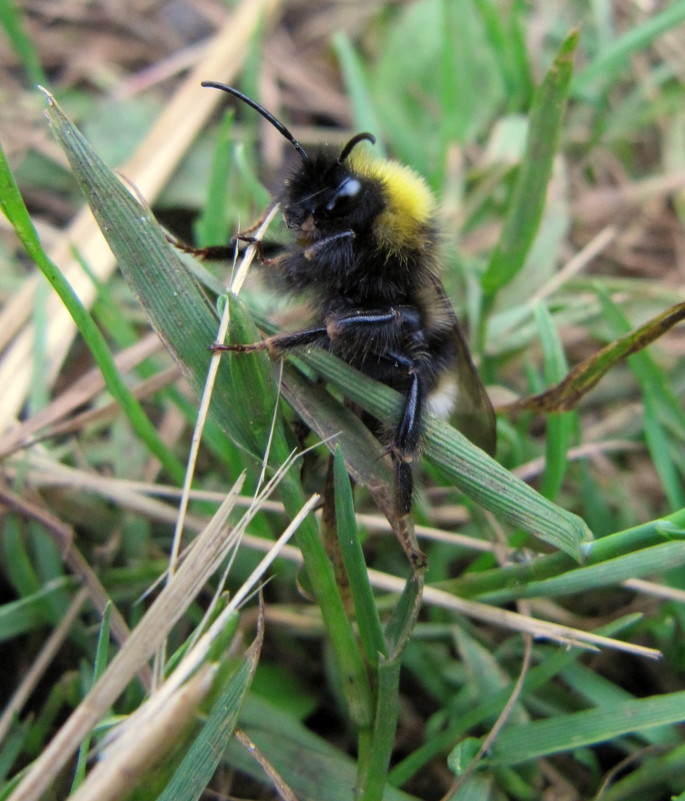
left=503, top=300, right=685, bottom=414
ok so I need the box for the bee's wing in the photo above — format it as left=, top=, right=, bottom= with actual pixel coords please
left=447, top=321, right=497, bottom=455
left=427, top=278, right=497, bottom=456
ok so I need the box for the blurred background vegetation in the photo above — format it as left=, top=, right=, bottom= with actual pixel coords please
left=1, top=1, right=685, bottom=800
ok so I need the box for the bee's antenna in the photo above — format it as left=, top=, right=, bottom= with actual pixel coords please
left=202, top=81, right=311, bottom=165
left=338, top=132, right=376, bottom=163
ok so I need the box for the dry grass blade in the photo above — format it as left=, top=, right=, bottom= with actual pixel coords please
left=70, top=595, right=267, bottom=801
left=69, top=664, right=218, bottom=801
left=7, top=478, right=245, bottom=801
left=68, top=501, right=313, bottom=801
left=167, top=202, right=281, bottom=579
left=368, top=570, right=661, bottom=661
left=234, top=729, right=300, bottom=801
left=7, top=455, right=316, bottom=801
left=0, top=334, right=165, bottom=458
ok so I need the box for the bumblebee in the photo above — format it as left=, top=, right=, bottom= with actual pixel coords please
left=202, top=81, right=496, bottom=524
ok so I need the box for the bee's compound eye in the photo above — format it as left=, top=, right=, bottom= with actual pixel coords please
left=325, top=177, right=362, bottom=217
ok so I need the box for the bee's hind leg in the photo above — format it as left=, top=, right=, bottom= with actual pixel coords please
left=385, top=350, right=425, bottom=517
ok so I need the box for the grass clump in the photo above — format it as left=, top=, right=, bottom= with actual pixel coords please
left=1, top=2, right=684, bottom=800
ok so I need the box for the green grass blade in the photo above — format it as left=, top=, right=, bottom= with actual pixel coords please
left=482, top=30, right=578, bottom=296
left=474, top=0, right=533, bottom=111
left=0, top=719, right=30, bottom=785
left=333, top=32, right=385, bottom=155
left=40, top=92, right=228, bottom=451
left=597, top=288, right=685, bottom=509
left=439, top=2, right=479, bottom=147
left=450, top=509, right=685, bottom=601
left=0, top=0, right=47, bottom=86
left=0, top=580, right=74, bottom=641
left=572, top=4, right=685, bottom=98
left=333, top=446, right=386, bottom=666
left=489, top=690, right=685, bottom=766
left=602, top=746, right=685, bottom=801
left=643, top=388, right=685, bottom=510
left=356, top=657, right=402, bottom=801
left=156, top=654, right=255, bottom=801
left=561, top=661, right=678, bottom=746
left=480, top=540, right=685, bottom=605
left=389, top=616, right=641, bottom=786
left=230, top=696, right=419, bottom=801
left=224, top=294, right=287, bottom=458
left=534, top=302, right=574, bottom=501
left=358, top=573, right=424, bottom=794
left=70, top=602, right=112, bottom=792
left=194, top=112, right=234, bottom=248
left=383, top=573, right=424, bottom=660
left=1, top=517, right=41, bottom=599
left=424, top=416, right=590, bottom=560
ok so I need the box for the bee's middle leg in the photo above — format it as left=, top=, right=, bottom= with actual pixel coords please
left=210, top=327, right=329, bottom=356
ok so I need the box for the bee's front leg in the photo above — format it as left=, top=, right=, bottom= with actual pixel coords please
left=167, top=202, right=284, bottom=265
left=301, top=230, right=355, bottom=261
left=168, top=233, right=286, bottom=267
left=165, top=233, right=236, bottom=262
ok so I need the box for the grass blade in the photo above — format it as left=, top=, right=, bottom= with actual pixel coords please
left=534, top=302, right=574, bottom=502
left=333, top=446, right=386, bottom=665
left=489, top=690, right=685, bottom=766
left=482, top=30, right=578, bottom=296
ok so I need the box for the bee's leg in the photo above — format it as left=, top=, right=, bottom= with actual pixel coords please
left=165, top=233, right=237, bottom=262
left=395, top=377, right=423, bottom=516
left=210, top=327, right=328, bottom=355
left=230, top=237, right=287, bottom=268
left=302, top=230, right=355, bottom=261
left=167, top=203, right=282, bottom=263
left=233, top=205, right=277, bottom=238
left=167, top=234, right=286, bottom=267
left=384, top=350, right=425, bottom=516
left=324, top=307, right=401, bottom=338
left=320, top=308, right=425, bottom=515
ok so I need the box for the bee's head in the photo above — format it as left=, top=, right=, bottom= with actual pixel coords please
left=282, top=139, right=386, bottom=238
left=202, top=82, right=382, bottom=237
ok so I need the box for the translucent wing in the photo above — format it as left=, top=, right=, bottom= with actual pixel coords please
left=426, top=277, right=497, bottom=455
